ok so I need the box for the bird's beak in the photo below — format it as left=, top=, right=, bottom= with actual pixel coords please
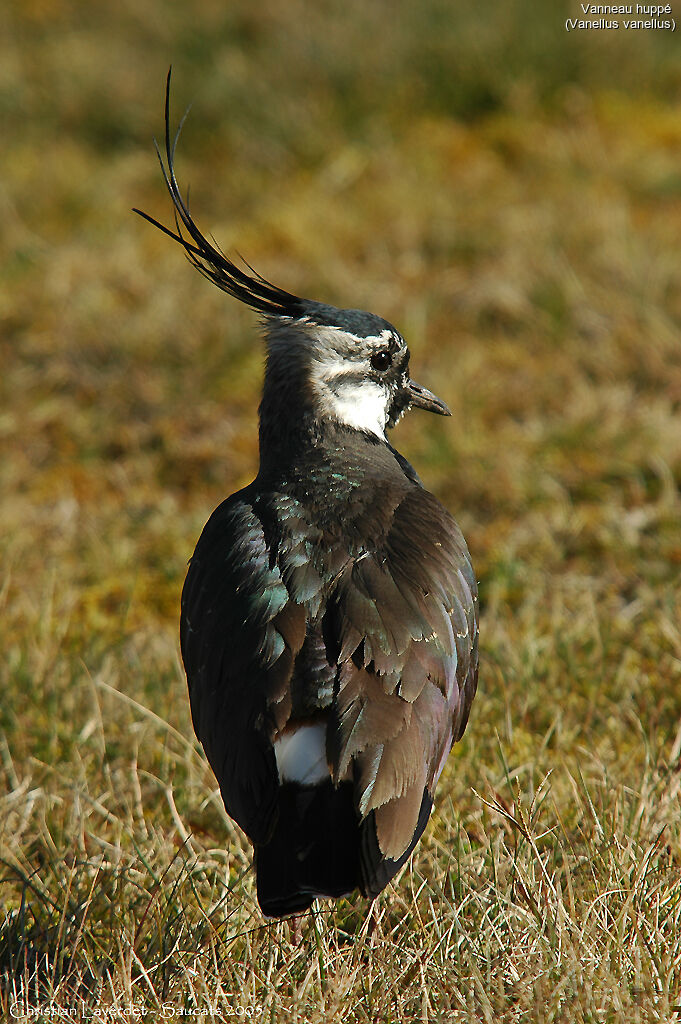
left=407, top=380, right=451, bottom=417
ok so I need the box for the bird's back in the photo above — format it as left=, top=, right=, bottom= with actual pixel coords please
left=181, top=424, right=478, bottom=915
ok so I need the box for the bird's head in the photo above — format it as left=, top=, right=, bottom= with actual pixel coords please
left=134, top=72, right=450, bottom=445
left=262, top=305, right=449, bottom=440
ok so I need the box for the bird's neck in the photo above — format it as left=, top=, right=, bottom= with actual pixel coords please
left=257, top=329, right=319, bottom=468
left=256, top=334, right=392, bottom=485
left=257, top=391, right=388, bottom=491
left=257, top=390, right=320, bottom=473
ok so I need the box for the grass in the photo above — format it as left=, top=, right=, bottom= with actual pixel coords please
left=2, top=0, right=681, bottom=1019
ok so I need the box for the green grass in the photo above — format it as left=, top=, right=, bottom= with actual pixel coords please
left=2, top=1, right=681, bottom=1019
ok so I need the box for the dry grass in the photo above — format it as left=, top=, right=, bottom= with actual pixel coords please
left=2, top=1, right=681, bottom=1019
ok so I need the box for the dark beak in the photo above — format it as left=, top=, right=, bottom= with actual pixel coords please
left=407, top=379, right=451, bottom=417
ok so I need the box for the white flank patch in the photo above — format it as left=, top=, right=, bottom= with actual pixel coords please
left=324, top=381, right=388, bottom=439
left=274, top=722, right=329, bottom=785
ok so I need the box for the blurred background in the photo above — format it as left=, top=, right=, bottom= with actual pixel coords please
left=2, top=0, right=681, bottom=1015
left=3, top=0, right=679, bottom=639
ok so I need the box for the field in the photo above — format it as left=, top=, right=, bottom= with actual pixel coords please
left=2, top=1, right=681, bottom=1020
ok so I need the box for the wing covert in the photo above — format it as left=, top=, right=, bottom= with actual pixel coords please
left=327, top=486, right=478, bottom=865
left=180, top=492, right=305, bottom=844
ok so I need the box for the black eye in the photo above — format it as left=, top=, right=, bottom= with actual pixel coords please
left=371, top=350, right=392, bottom=372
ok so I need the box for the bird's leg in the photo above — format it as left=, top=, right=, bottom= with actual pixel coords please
left=288, top=913, right=304, bottom=945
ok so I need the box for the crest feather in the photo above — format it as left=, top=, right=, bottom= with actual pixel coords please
left=134, top=68, right=306, bottom=319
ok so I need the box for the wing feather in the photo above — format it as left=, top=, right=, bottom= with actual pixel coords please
left=327, top=485, right=478, bottom=866
left=180, top=490, right=305, bottom=843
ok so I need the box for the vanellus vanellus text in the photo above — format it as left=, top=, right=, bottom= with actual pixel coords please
left=135, top=74, right=479, bottom=918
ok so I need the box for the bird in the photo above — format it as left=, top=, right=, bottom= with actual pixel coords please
left=135, top=73, right=479, bottom=919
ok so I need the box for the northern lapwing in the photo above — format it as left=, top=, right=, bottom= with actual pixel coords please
left=135, top=74, right=479, bottom=918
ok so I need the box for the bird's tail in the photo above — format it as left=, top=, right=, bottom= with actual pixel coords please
left=255, top=780, right=360, bottom=918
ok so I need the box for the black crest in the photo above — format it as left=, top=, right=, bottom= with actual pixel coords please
left=133, top=69, right=306, bottom=320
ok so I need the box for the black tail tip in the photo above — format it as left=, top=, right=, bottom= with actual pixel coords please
left=256, top=883, right=315, bottom=920
left=254, top=780, right=360, bottom=918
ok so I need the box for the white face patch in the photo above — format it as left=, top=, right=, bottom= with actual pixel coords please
left=321, top=380, right=389, bottom=438
left=274, top=722, right=329, bottom=785
left=308, top=329, right=393, bottom=439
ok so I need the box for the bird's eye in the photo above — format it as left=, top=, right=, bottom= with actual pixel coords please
left=371, top=350, right=392, bottom=372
